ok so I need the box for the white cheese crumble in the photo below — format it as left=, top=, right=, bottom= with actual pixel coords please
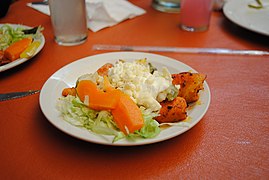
left=108, top=60, right=173, bottom=112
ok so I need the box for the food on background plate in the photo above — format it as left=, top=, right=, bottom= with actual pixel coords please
left=4, top=37, right=33, bottom=61
left=0, top=24, right=43, bottom=66
left=248, top=0, right=265, bottom=9
left=57, top=59, right=206, bottom=142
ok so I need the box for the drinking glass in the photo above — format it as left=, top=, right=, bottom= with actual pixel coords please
left=180, top=0, right=213, bottom=32
left=49, top=0, right=88, bottom=46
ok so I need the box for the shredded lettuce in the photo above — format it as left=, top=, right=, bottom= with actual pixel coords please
left=132, top=108, right=160, bottom=138
left=57, top=95, right=161, bottom=143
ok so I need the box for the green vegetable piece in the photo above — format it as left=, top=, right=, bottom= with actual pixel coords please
left=248, top=0, right=264, bottom=9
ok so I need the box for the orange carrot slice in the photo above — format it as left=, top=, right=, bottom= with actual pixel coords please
left=76, top=80, right=98, bottom=102
left=111, top=93, right=144, bottom=134
left=76, top=80, right=120, bottom=110
left=4, top=37, right=33, bottom=61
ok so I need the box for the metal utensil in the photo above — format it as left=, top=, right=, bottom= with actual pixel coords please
left=0, top=90, right=40, bottom=102
left=93, top=44, right=269, bottom=56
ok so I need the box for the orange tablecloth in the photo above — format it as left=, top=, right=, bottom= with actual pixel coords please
left=1, top=0, right=269, bottom=179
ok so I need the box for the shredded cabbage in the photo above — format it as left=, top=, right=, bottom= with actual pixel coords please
left=57, top=95, right=161, bottom=143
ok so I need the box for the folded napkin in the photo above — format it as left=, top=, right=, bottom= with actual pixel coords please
left=26, top=0, right=146, bottom=32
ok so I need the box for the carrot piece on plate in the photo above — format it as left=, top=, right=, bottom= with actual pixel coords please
left=4, top=37, right=33, bottom=61
left=76, top=80, right=120, bottom=110
left=111, top=93, right=144, bottom=134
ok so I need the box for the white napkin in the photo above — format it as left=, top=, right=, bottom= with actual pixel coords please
left=26, top=3, right=50, bottom=15
left=26, top=0, right=146, bottom=32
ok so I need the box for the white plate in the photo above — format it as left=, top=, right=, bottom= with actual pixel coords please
left=0, top=24, right=45, bottom=72
left=39, top=52, right=211, bottom=146
left=223, top=0, right=269, bottom=36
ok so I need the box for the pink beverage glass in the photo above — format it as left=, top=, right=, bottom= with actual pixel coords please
left=180, top=0, right=213, bottom=32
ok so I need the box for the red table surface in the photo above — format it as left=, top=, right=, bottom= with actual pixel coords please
left=0, top=0, right=269, bottom=179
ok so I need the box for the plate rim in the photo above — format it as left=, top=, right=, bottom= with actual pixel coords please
left=0, top=23, right=45, bottom=72
left=223, top=0, right=269, bottom=36
left=39, top=52, right=211, bottom=146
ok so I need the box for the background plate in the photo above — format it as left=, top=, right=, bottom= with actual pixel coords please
left=0, top=24, right=45, bottom=72
left=39, top=52, right=211, bottom=146
left=223, top=0, right=269, bottom=36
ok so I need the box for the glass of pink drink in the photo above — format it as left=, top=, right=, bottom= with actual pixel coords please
left=180, top=0, right=213, bottom=32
